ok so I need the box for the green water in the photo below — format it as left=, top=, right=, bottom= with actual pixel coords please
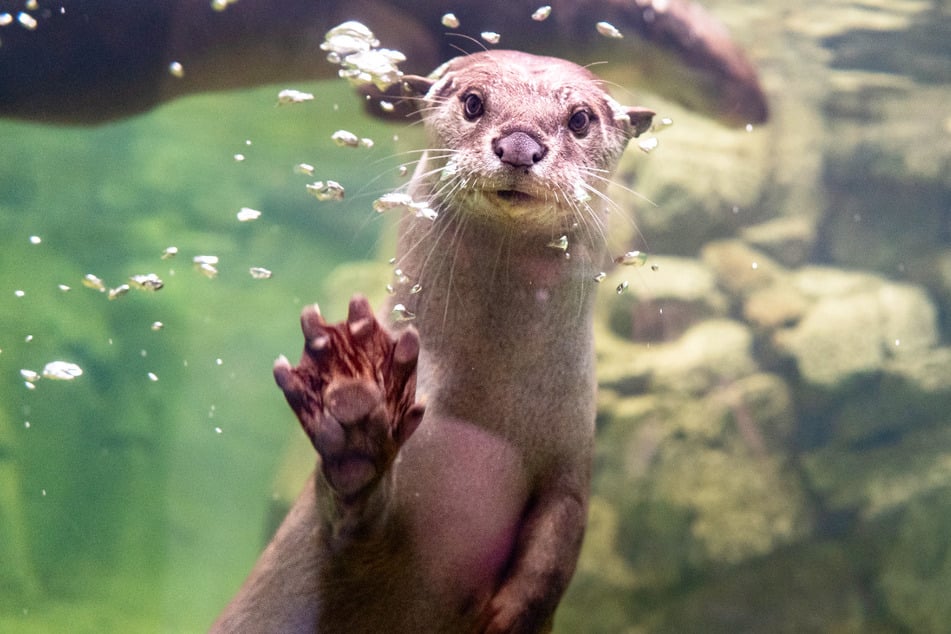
left=0, top=82, right=410, bottom=632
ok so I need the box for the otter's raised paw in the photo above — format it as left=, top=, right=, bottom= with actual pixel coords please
left=274, top=295, right=423, bottom=500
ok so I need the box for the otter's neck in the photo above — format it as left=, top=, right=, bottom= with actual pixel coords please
left=391, top=209, right=602, bottom=447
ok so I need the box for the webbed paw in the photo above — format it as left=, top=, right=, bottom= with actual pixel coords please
left=274, top=295, right=423, bottom=500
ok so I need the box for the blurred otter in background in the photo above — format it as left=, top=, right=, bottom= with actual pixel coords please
left=0, top=0, right=766, bottom=127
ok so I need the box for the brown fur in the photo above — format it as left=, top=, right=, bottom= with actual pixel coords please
left=213, top=51, right=653, bottom=633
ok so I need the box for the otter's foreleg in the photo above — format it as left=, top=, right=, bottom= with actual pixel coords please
left=274, top=295, right=424, bottom=538
left=481, top=466, right=589, bottom=634
left=211, top=295, right=422, bottom=632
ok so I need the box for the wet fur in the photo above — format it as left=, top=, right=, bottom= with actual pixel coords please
left=213, top=50, right=653, bottom=633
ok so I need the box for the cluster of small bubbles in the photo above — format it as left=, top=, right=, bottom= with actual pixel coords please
left=193, top=255, right=220, bottom=279
left=532, top=6, right=552, bottom=21
left=306, top=180, right=345, bottom=201
left=596, top=21, right=623, bottom=38
left=168, top=61, right=185, bottom=78
left=277, top=89, right=314, bottom=105
left=480, top=31, right=501, bottom=45
left=151, top=321, right=164, bottom=331
left=441, top=13, right=460, bottom=28
left=210, top=0, right=239, bottom=11
left=129, top=273, right=164, bottom=291
left=637, top=137, right=659, bottom=153
left=294, top=163, right=315, bottom=176
left=40, top=361, right=84, bottom=381
left=321, top=21, right=406, bottom=91
left=391, top=303, right=416, bottom=321
left=614, top=250, right=649, bottom=267
left=616, top=280, right=629, bottom=294
left=393, top=268, right=410, bottom=285
left=594, top=272, right=607, bottom=283
left=161, top=246, right=179, bottom=259
left=547, top=235, right=569, bottom=252
left=249, top=267, right=273, bottom=280
left=236, top=207, right=261, bottom=222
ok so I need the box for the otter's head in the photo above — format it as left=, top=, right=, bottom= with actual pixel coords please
left=403, top=50, right=654, bottom=233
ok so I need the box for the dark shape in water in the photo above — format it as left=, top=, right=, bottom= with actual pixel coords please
left=0, top=0, right=767, bottom=127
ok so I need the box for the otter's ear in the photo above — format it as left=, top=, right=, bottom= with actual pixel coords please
left=625, top=107, right=655, bottom=138
left=402, top=74, right=435, bottom=97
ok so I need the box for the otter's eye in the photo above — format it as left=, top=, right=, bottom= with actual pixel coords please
left=462, top=92, right=484, bottom=120
left=568, top=109, right=592, bottom=137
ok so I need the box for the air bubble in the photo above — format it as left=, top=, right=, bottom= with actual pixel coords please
left=306, top=180, right=345, bottom=201
left=637, top=137, right=659, bottom=153
left=277, top=89, right=314, bottom=105
left=331, top=129, right=360, bottom=147
left=548, top=235, right=569, bottom=252
left=108, top=284, right=131, bottom=300
left=42, top=361, right=83, bottom=381
left=129, top=273, right=164, bottom=291
left=392, top=303, right=416, bottom=321
left=532, top=6, right=552, bottom=20
left=614, top=250, right=648, bottom=267
left=596, top=21, right=623, bottom=38
left=236, top=207, right=262, bottom=222
left=82, top=274, right=106, bottom=292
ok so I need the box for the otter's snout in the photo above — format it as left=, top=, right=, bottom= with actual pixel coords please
left=493, top=131, right=547, bottom=168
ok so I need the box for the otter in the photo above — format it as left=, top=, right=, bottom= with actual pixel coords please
left=211, top=50, right=653, bottom=633
left=0, top=0, right=763, bottom=127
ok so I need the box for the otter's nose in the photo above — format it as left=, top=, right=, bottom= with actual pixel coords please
left=493, top=131, right=547, bottom=168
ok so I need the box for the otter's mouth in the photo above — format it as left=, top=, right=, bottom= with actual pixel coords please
left=494, top=189, right=539, bottom=204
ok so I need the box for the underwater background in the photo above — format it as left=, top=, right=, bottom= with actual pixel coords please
left=2, top=1, right=951, bottom=632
